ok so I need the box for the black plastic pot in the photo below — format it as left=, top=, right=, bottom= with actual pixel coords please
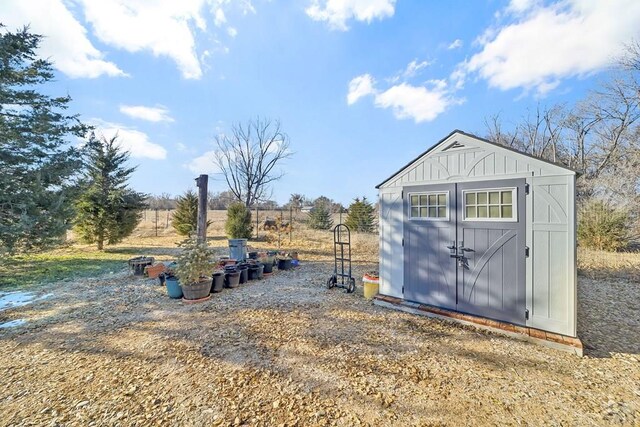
left=262, top=262, right=273, bottom=274
left=248, top=251, right=258, bottom=260
left=278, top=258, right=292, bottom=270
left=224, top=271, right=240, bottom=288
left=211, top=272, right=224, bottom=293
left=248, top=263, right=264, bottom=280
left=237, top=263, right=249, bottom=284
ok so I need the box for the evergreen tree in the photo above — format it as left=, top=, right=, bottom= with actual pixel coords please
left=0, top=26, right=89, bottom=254
left=172, top=190, right=199, bottom=237
left=308, top=197, right=334, bottom=230
left=225, top=202, right=253, bottom=238
left=345, top=197, right=375, bottom=232
left=74, top=135, right=146, bottom=249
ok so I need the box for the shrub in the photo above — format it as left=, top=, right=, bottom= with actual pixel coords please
left=578, top=199, right=632, bottom=251
left=174, top=238, right=217, bottom=285
left=345, top=197, right=375, bottom=233
left=172, top=190, right=199, bottom=237
left=225, top=202, right=253, bottom=238
left=308, top=200, right=334, bottom=230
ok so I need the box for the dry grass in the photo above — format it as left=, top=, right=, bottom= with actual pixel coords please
left=578, top=248, right=640, bottom=281
left=130, top=209, right=378, bottom=265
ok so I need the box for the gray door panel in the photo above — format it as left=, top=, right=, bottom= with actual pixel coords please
left=403, top=183, right=457, bottom=309
left=456, top=179, right=526, bottom=325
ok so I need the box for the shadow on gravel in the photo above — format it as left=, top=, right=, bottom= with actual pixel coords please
left=577, top=276, right=640, bottom=358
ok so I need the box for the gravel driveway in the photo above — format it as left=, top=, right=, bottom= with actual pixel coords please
left=0, top=262, right=638, bottom=426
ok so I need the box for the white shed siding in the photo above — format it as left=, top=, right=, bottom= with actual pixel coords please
left=380, top=133, right=571, bottom=189
left=379, top=189, right=403, bottom=299
left=528, top=175, right=577, bottom=336
left=377, top=130, right=577, bottom=337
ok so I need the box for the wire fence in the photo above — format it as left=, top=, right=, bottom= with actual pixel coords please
left=139, top=207, right=355, bottom=240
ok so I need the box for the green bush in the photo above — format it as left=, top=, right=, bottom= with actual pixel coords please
left=225, top=202, right=253, bottom=238
left=308, top=200, right=334, bottom=230
left=578, top=199, right=632, bottom=251
left=172, top=190, right=199, bottom=237
left=345, top=197, right=375, bottom=233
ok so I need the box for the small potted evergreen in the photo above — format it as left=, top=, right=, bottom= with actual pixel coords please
left=174, top=239, right=217, bottom=300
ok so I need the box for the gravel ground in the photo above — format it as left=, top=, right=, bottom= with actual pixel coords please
left=0, top=262, right=638, bottom=426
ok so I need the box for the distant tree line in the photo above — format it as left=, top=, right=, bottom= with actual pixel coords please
left=484, top=41, right=640, bottom=249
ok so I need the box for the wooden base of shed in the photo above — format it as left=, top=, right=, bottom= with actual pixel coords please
left=374, top=295, right=583, bottom=356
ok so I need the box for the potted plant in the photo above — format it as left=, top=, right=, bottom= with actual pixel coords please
left=260, top=255, right=275, bottom=274
left=174, top=239, right=217, bottom=300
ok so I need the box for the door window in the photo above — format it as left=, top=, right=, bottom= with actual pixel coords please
left=409, top=192, right=448, bottom=220
left=463, top=188, right=516, bottom=221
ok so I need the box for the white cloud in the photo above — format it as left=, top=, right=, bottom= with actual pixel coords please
left=120, top=105, right=175, bottom=123
left=348, top=73, right=462, bottom=123
left=466, top=0, right=640, bottom=94
left=187, top=150, right=220, bottom=174
left=90, top=119, right=167, bottom=160
left=214, top=8, right=227, bottom=26
left=0, top=0, right=126, bottom=79
left=374, top=82, right=460, bottom=123
left=79, top=0, right=208, bottom=79
left=347, top=74, right=376, bottom=105
left=306, top=0, right=396, bottom=31
left=392, top=59, right=430, bottom=82
left=227, top=27, right=238, bottom=37
left=447, top=39, right=463, bottom=50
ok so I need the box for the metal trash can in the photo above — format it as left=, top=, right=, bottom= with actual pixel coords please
left=228, top=239, right=247, bottom=261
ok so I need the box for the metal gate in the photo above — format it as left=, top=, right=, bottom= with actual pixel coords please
left=403, top=179, right=527, bottom=325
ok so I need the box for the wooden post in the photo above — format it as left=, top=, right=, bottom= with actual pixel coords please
left=155, top=209, right=159, bottom=237
left=289, top=206, right=292, bottom=243
left=195, top=174, right=208, bottom=244
left=255, top=206, right=259, bottom=239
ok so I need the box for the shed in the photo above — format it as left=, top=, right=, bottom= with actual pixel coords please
left=377, top=130, right=577, bottom=338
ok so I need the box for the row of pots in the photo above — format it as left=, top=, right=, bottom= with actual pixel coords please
left=163, top=258, right=297, bottom=300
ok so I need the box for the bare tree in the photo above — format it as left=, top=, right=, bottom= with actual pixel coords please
left=214, top=118, right=292, bottom=207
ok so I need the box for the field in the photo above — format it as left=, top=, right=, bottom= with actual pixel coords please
left=0, top=211, right=639, bottom=425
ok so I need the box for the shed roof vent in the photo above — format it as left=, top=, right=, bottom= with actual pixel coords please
left=442, top=140, right=465, bottom=151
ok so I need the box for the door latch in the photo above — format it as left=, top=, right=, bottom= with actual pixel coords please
left=446, top=241, right=457, bottom=257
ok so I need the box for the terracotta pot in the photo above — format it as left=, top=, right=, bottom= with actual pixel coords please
left=181, top=278, right=212, bottom=300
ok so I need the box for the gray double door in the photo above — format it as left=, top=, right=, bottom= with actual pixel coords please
left=403, top=179, right=526, bottom=325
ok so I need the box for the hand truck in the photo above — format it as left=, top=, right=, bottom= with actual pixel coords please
left=327, top=224, right=356, bottom=293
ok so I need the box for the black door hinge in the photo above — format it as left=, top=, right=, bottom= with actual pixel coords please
left=525, top=246, right=530, bottom=257
left=402, top=286, right=405, bottom=294
left=401, top=190, right=404, bottom=198
left=402, top=238, right=404, bottom=247
left=525, top=309, right=530, bottom=320
left=525, top=183, right=530, bottom=195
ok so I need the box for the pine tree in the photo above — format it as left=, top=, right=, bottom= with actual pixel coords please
left=308, top=197, right=334, bottom=230
left=172, top=190, right=199, bottom=237
left=345, top=197, right=375, bottom=232
left=225, top=202, right=253, bottom=238
left=74, top=135, right=146, bottom=250
left=0, top=26, right=89, bottom=254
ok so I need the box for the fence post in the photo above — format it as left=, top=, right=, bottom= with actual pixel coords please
left=166, top=209, right=169, bottom=228
left=289, top=206, right=292, bottom=243
left=256, top=206, right=259, bottom=239
left=155, top=208, right=159, bottom=237
left=195, top=174, right=208, bottom=244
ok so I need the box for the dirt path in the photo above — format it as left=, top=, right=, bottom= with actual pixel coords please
left=0, top=262, right=638, bottom=426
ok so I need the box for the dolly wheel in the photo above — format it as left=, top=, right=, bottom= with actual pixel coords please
left=346, top=278, right=356, bottom=294
left=326, top=275, right=337, bottom=289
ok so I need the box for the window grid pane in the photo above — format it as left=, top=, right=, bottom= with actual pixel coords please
left=464, top=189, right=515, bottom=220
left=410, top=192, right=448, bottom=218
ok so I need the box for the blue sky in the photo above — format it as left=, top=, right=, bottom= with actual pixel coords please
left=3, top=0, right=640, bottom=205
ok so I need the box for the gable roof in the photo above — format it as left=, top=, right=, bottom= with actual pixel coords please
left=375, top=129, right=578, bottom=189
